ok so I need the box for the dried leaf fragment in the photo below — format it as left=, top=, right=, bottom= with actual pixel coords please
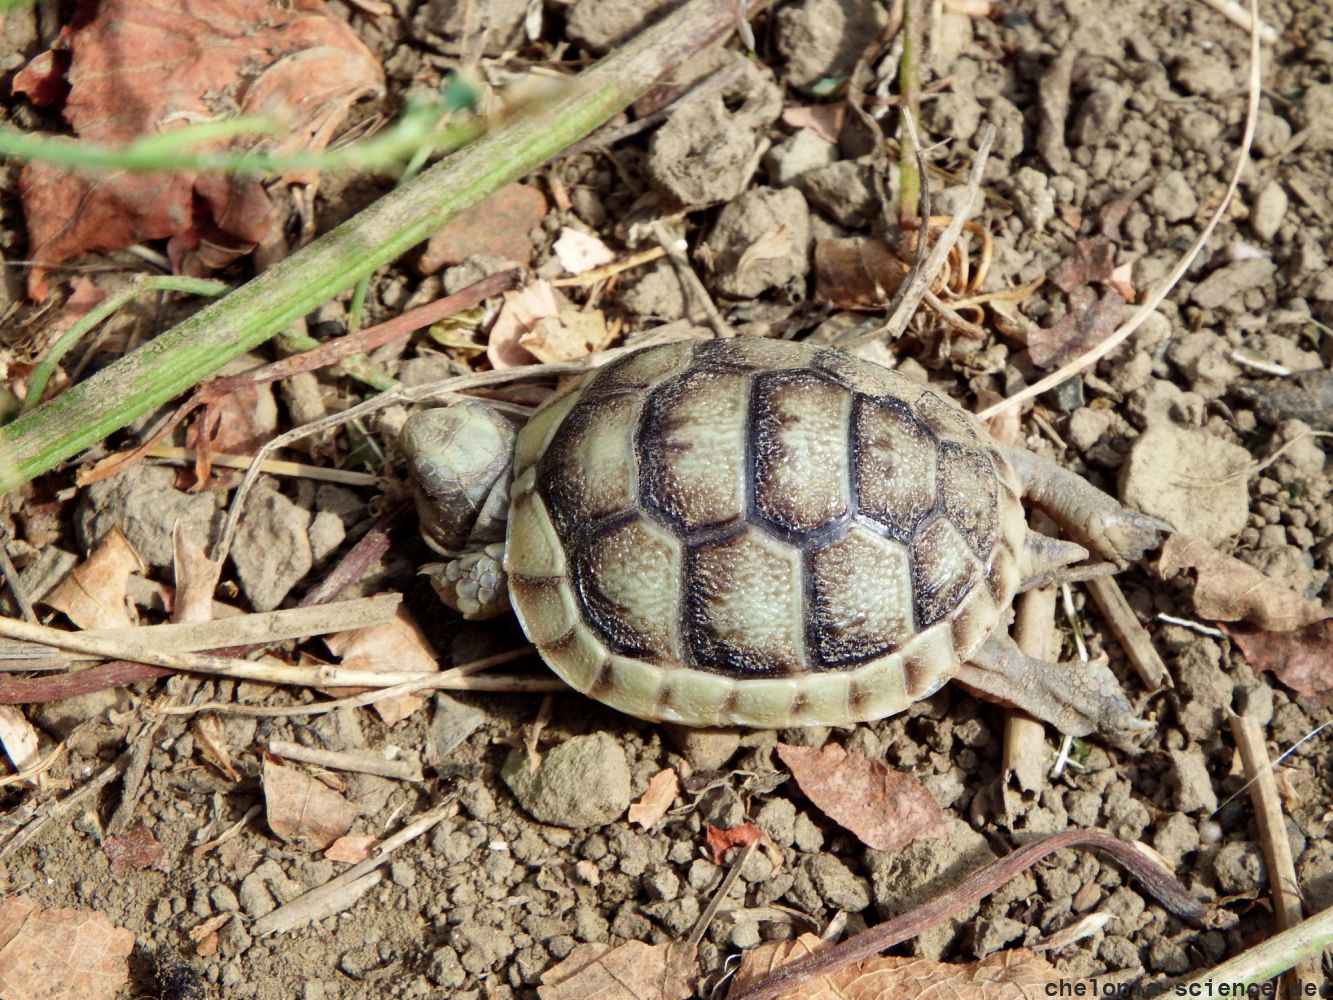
left=554, top=228, right=616, bottom=275
left=706, top=822, right=762, bottom=864
left=813, top=237, right=905, bottom=309
left=1157, top=535, right=1327, bottom=632
left=538, top=940, right=697, bottom=1000
left=727, top=935, right=1084, bottom=1000
left=628, top=768, right=679, bottom=829
left=419, top=182, right=548, bottom=273
left=0, top=706, right=40, bottom=776
left=262, top=755, right=359, bottom=850
left=324, top=605, right=439, bottom=724
left=192, top=713, right=241, bottom=782
left=17, top=0, right=385, bottom=299
left=325, top=835, right=380, bottom=864
left=0, top=897, right=135, bottom=1000
left=1221, top=620, right=1333, bottom=702
left=103, top=821, right=171, bottom=875
left=777, top=742, right=947, bottom=852
left=43, top=526, right=145, bottom=629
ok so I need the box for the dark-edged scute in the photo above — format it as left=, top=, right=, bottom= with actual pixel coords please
left=573, top=513, right=683, bottom=663
left=685, top=526, right=805, bottom=676
left=937, top=442, right=999, bottom=557
left=751, top=370, right=852, bottom=538
left=852, top=395, right=936, bottom=538
left=638, top=368, right=749, bottom=533
left=693, top=336, right=811, bottom=371
left=809, top=526, right=914, bottom=665
left=910, top=515, right=982, bottom=627
left=537, top=393, right=639, bottom=536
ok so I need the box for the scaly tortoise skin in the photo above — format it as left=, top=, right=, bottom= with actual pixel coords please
left=402, top=337, right=1168, bottom=738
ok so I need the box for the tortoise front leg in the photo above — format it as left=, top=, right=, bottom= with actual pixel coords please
left=955, top=631, right=1149, bottom=741
left=1000, top=445, right=1172, bottom=565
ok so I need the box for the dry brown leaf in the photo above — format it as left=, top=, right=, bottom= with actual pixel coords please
left=0, top=706, right=40, bottom=777
left=727, top=935, right=1083, bottom=1000
left=325, top=834, right=380, bottom=863
left=1027, top=286, right=1125, bottom=369
left=737, top=225, right=794, bottom=273
left=103, top=821, right=171, bottom=875
left=0, top=897, right=135, bottom=1000
left=813, top=237, right=905, bottom=309
left=43, top=526, right=145, bottom=629
left=192, top=713, right=241, bottom=782
left=538, top=940, right=697, bottom=1000
left=1046, top=236, right=1115, bottom=294
left=1158, top=535, right=1327, bottom=632
left=706, top=822, right=762, bottom=864
left=781, top=105, right=845, bottom=143
left=262, top=755, right=359, bottom=850
left=1221, top=620, right=1333, bottom=702
left=418, top=183, right=547, bottom=274
left=777, top=742, right=947, bottom=852
left=553, top=227, right=616, bottom=275
left=324, top=605, right=439, bottom=724
left=628, top=768, right=679, bottom=829
left=487, top=280, right=560, bottom=369
left=521, top=303, right=612, bottom=364
left=171, top=522, right=221, bottom=625
left=15, top=0, right=384, bottom=299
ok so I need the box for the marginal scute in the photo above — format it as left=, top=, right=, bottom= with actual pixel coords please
left=726, top=677, right=799, bottom=727
left=656, top=669, right=735, bottom=726
left=586, top=339, right=694, bottom=397
left=575, top=514, right=683, bottom=662
left=854, top=395, right=937, bottom=536
left=914, top=387, right=980, bottom=444
left=900, top=623, right=954, bottom=701
left=598, top=655, right=669, bottom=721
left=639, top=368, right=749, bottom=532
left=809, top=526, right=913, bottom=666
left=538, top=624, right=609, bottom=692
left=538, top=393, right=639, bottom=533
left=816, top=350, right=924, bottom=403
left=686, top=527, right=805, bottom=676
left=845, top=651, right=910, bottom=721
left=514, top=389, right=580, bottom=474
left=504, top=493, right=566, bottom=579
left=508, top=576, right=577, bottom=645
left=752, top=370, right=852, bottom=537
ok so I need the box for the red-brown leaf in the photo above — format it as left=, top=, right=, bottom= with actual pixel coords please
left=17, top=0, right=383, bottom=299
left=0, top=898, right=135, bottom=1000
left=777, top=742, right=947, bottom=852
left=103, top=822, right=171, bottom=875
left=706, top=822, right=763, bottom=864
left=1222, top=620, right=1333, bottom=703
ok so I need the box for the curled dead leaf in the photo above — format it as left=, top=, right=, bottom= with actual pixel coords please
left=262, top=755, right=359, bottom=850
left=325, top=834, right=380, bottom=864
left=1221, top=620, right=1333, bottom=703
left=777, top=742, right=947, bottom=853
left=43, top=526, right=145, bottom=630
left=538, top=940, right=697, bottom=1000
left=813, top=237, right=905, bottom=309
left=1157, top=535, right=1327, bottom=632
left=628, top=768, right=679, bottom=829
left=103, top=822, right=171, bottom=875
left=0, top=897, right=135, bottom=1000
left=324, top=605, right=439, bottom=724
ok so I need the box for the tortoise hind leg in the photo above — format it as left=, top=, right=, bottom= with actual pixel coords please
left=955, top=631, right=1150, bottom=741
left=1000, top=445, right=1171, bottom=565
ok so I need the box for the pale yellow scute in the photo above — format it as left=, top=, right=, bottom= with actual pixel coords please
left=701, top=336, right=810, bottom=369
left=539, top=623, right=609, bottom=693
left=514, top=389, right=580, bottom=474
left=599, top=655, right=667, bottom=721
left=899, top=622, right=955, bottom=700
left=752, top=373, right=851, bottom=534
left=511, top=577, right=577, bottom=645
left=911, top=516, right=982, bottom=626
left=810, top=526, right=914, bottom=663
left=818, top=350, right=925, bottom=403
left=583, top=516, right=683, bottom=661
left=504, top=492, right=566, bottom=578
left=657, top=670, right=735, bottom=726
left=787, top=671, right=852, bottom=726
left=726, top=677, right=799, bottom=727
left=689, top=527, right=806, bottom=674
left=845, top=651, right=910, bottom=721
left=549, top=394, right=639, bottom=523
left=643, top=369, right=749, bottom=531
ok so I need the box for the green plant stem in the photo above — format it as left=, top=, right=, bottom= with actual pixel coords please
left=0, top=0, right=750, bottom=495
left=23, top=275, right=230, bottom=413
left=1178, top=905, right=1333, bottom=991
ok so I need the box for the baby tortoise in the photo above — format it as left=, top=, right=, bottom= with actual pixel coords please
left=401, top=337, right=1169, bottom=739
